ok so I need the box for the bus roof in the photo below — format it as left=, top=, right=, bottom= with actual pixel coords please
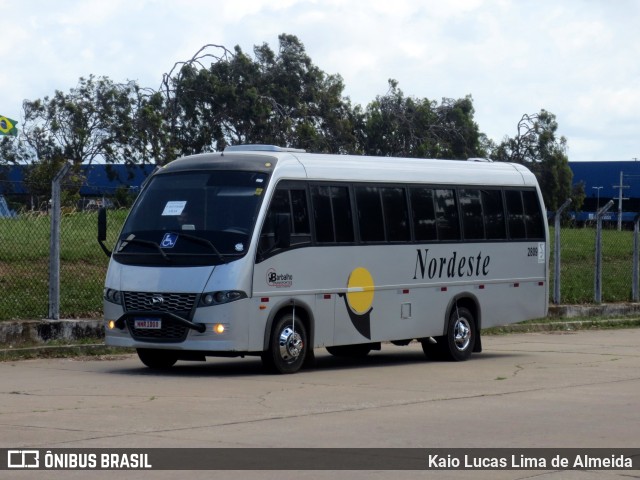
left=163, top=148, right=538, bottom=187
left=288, top=153, right=536, bottom=187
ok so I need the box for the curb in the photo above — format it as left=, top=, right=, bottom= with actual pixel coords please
left=548, top=303, right=640, bottom=318
left=486, top=317, right=640, bottom=334
left=0, top=319, right=104, bottom=346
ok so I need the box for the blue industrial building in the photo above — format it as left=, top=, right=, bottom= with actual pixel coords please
left=569, top=161, right=640, bottom=222
left=0, top=163, right=156, bottom=196
left=0, top=163, right=156, bottom=215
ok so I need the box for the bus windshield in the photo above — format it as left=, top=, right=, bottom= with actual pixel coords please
left=115, top=170, right=269, bottom=266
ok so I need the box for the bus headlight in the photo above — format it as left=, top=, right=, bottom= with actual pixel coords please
left=104, top=288, right=123, bottom=305
left=199, top=290, right=247, bottom=307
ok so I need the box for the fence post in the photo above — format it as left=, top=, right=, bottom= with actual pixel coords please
left=594, top=200, right=615, bottom=304
left=633, top=215, right=640, bottom=302
left=553, top=199, right=572, bottom=305
left=48, top=162, right=72, bottom=320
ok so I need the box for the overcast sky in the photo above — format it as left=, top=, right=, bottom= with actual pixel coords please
left=1, top=0, right=638, bottom=162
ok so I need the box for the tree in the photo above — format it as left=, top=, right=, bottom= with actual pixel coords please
left=4, top=76, right=145, bottom=206
left=21, top=75, right=138, bottom=167
left=159, top=35, right=357, bottom=157
left=491, top=110, right=582, bottom=211
left=358, top=80, right=483, bottom=159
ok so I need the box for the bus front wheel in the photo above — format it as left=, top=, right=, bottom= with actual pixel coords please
left=137, top=348, right=178, bottom=369
left=262, top=313, right=308, bottom=374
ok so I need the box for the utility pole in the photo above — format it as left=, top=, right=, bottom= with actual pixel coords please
left=614, top=171, right=629, bottom=231
left=592, top=186, right=603, bottom=211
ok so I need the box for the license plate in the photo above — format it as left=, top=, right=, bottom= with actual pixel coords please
left=134, top=318, right=162, bottom=329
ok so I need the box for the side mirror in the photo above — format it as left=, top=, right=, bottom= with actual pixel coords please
left=97, top=207, right=111, bottom=257
left=275, top=213, right=291, bottom=249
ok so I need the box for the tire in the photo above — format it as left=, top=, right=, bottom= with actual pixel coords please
left=137, top=348, right=178, bottom=369
left=326, top=344, right=372, bottom=357
left=262, top=313, right=308, bottom=374
left=421, top=307, right=476, bottom=361
left=443, top=307, right=476, bottom=361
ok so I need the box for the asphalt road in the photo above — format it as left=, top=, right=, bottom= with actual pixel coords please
left=1, top=329, right=639, bottom=480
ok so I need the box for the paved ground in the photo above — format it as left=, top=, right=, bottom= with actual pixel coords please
left=1, top=329, right=639, bottom=480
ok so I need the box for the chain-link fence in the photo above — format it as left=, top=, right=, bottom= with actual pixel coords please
left=1, top=175, right=640, bottom=320
left=0, top=173, right=129, bottom=321
left=550, top=198, right=637, bottom=305
left=550, top=223, right=635, bottom=304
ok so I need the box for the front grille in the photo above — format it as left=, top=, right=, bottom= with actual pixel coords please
left=123, top=292, right=197, bottom=314
left=125, top=318, right=189, bottom=342
left=122, top=292, right=197, bottom=343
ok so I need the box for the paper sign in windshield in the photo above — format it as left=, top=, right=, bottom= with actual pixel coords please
left=162, top=201, right=187, bottom=216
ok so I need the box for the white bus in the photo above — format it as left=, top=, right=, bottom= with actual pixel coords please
left=100, top=145, right=548, bottom=373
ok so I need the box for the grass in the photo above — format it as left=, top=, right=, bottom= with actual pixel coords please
left=0, top=218, right=638, bottom=320
left=0, top=210, right=127, bottom=320
left=549, top=227, right=634, bottom=304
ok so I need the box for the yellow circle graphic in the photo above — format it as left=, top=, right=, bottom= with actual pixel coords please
left=346, top=267, right=375, bottom=314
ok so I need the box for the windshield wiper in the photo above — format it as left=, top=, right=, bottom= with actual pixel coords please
left=171, top=231, right=227, bottom=264
left=118, top=234, right=172, bottom=262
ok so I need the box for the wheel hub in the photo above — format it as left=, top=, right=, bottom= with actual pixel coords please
left=453, top=318, right=471, bottom=351
left=278, top=327, right=303, bottom=361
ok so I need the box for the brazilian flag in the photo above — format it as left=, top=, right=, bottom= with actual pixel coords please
left=0, top=115, right=18, bottom=136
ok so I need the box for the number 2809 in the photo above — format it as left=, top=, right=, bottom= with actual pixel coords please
left=527, top=247, right=538, bottom=257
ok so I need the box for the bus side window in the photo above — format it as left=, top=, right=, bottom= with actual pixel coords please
left=355, top=186, right=385, bottom=242
left=410, top=187, right=437, bottom=241
left=260, top=189, right=289, bottom=254
left=481, top=189, right=507, bottom=240
left=311, top=185, right=335, bottom=243
left=522, top=190, right=544, bottom=239
left=331, top=186, right=354, bottom=242
left=259, top=187, right=310, bottom=257
left=434, top=188, right=460, bottom=241
left=381, top=187, right=410, bottom=242
left=459, top=189, right=485, bottom=240
left=290, top=189, right=311, bottom=245
left=505, top=190, right=526, bottom=239
left=311, top=185, right=354, bottom=244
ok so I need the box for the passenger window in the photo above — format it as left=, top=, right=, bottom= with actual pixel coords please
left=311, top=185, right=355, bottom=243
left=331, top=186, right=354, bottom=242
left=355, top=186, right=385, bottom=242
left=434, top=189, right=460, bottom=240
left=291, top=189, right=311, bottom=236
left=522, top=190, right=544, bottom=239
left=481, top=189, right=507, bottom=240
left=459, top=189, right=485, bottom=240
left=505, top=190, right=526, bottom=239
left=410, top=187, right=437, bottom=241
left=311, top=186, right=334, bottom=243
left=381, top=187, right=410, bottom=242
left=259, top=185, right=310, bottom=258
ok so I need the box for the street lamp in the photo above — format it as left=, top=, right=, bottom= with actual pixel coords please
left=592, top=186, right=603, bottom=211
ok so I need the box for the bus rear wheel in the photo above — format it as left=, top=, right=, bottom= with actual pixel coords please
left=137, top=348, right=178, bottom=369
left=262, top=313, right=308, bottom=374
left=421, top=307, right=476, bottom=362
